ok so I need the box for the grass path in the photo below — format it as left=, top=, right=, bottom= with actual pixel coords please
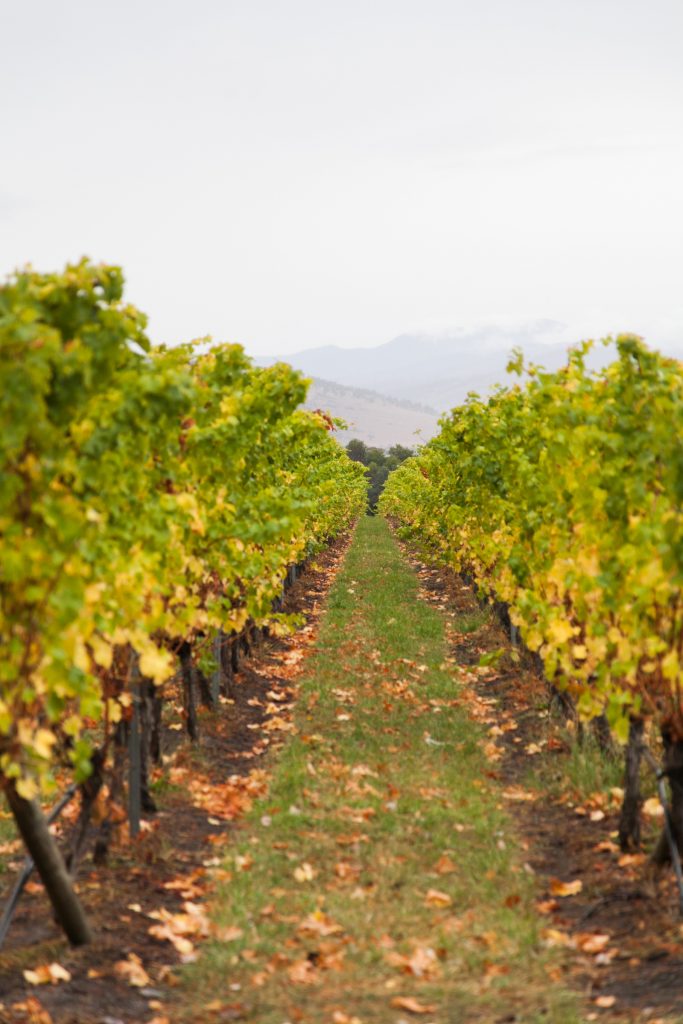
left=180, top=518, right=579, bottom=1023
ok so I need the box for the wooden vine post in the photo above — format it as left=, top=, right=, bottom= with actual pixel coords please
left=4, top=783, right=93, bottom=946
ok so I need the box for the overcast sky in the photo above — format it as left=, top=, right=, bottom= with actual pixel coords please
left=3, top=0, right=683, bottom=355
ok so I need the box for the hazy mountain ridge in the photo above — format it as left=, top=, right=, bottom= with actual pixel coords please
left=258, top=321, right=613, bottom=413
left=306, top=377, right=438, bottom=415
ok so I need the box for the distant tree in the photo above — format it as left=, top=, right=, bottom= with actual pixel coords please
left=387, top=444, right=414, bottom=463
left=346, top=438, right=369, bottom=465
left=345, top=439, right=414, bottom=512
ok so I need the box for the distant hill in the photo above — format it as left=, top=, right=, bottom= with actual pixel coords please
left=259, top=321, right=616, bottom=413
left=304, top=378, right=439, bottom=449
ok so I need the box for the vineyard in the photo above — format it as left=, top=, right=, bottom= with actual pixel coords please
left=0, top=260, right=366, bottom=948
left=4, top=278, right=683, bottom=1023
left=381, top=337, right=683, bottom=860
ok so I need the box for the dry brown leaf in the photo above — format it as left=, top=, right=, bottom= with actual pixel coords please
left=385, top=945, right=440, bottom=979
left=287, top=958, right=318, bottom=984
left=114, top=953, right=151, bottom=987
left=594, top=994, right=616, bottom=1008
left=23, top=963, right=72, bottom=986
left=424, top=888, right=452, bottom=907
left=212, top=924, right=243, bottom=942
left=434, top=854, right=457, bottom=875
left=642, top=797, right=664, bottom=818
left=293, top=861, right=316, bottom=882
left=390, top=995, right=438, bottom=1014
left=297, top=910, right=343, bottom=937
left=594, top=840, right=619, bottom=854
left=549, top=877, right=582, bottom=897
left=618, top=853, right=646, bottom=868
left=542, top=928, right=575, bottom=948
left=336, top=832, right=369, bottom=846
left=502, top=786, right=536, bottom=802
left=9, top=997, right=54, bottom=1024
left=577, top=933, right=611, bottom=954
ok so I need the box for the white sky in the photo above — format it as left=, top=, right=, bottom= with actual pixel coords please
left=3, top=0, right=683, bottom=355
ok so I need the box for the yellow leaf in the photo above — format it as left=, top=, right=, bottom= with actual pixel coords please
left=138, top=646, right=174, bottom=684
left=16, top=776, right=39, bottom=801
left=90, top=634, right=112, bottom=669
left=547, top=618, right=576, bottom=645
left=32, top=729, right=57, bottom=760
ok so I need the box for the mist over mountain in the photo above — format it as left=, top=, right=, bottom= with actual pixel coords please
left=258, top=320, right=615, bottom=413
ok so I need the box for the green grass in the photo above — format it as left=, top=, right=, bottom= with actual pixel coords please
left=456, top=608, right=491, bottom=634
left=559, top=730, right=624, bottom=796
left=179, top=518, right=581, bottom=1023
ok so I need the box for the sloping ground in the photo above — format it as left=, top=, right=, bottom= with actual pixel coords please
left=304, top=378, right=439, bottom=448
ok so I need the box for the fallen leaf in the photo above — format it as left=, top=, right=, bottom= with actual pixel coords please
left=594, top=840, right=619, bottom=854
left=23, top=963, right=72, bottom=986
left=577, top=933, right=611, bottom=954
left=297, top=910, right=344, bottom=937
left=434, top=854, right=457, bottom=875
left=618, top=853, right=646, bottom=868
left=542, top=928, right=575, bottom=948
left=424, top=888, right=452, bottom=908
left=293, top=862, right=316, bottom=882
left=390, top=995, right=438, bottom=1014
left=212, top=925, right=244, bottom=942
left=114, top=953, right=151, bottom=987
left=642, top=797, right=664, bottom=818
left=287, top=958, right=318, bottom=984
left=502, top=786, right=536, bottom=802
left=385, top=945, right=440, bottom=979
left=549, top=878, right=583, bottom=897
left=9, top=997, right=54, bottom=1024
left=594, top=994, right=616, bottom=1008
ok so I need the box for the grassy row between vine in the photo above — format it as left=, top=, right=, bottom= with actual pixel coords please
left=178, top=516, right=580, bottom=1023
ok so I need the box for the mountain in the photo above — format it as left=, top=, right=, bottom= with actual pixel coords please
left=304, top=378, right=439, bottom=449
left=257, top=321, right=620, bottom=413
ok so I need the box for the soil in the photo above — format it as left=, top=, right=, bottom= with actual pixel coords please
left=404, top=544, right=683, bottom=1023
left=0, top=532, right=353, bottom=1024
